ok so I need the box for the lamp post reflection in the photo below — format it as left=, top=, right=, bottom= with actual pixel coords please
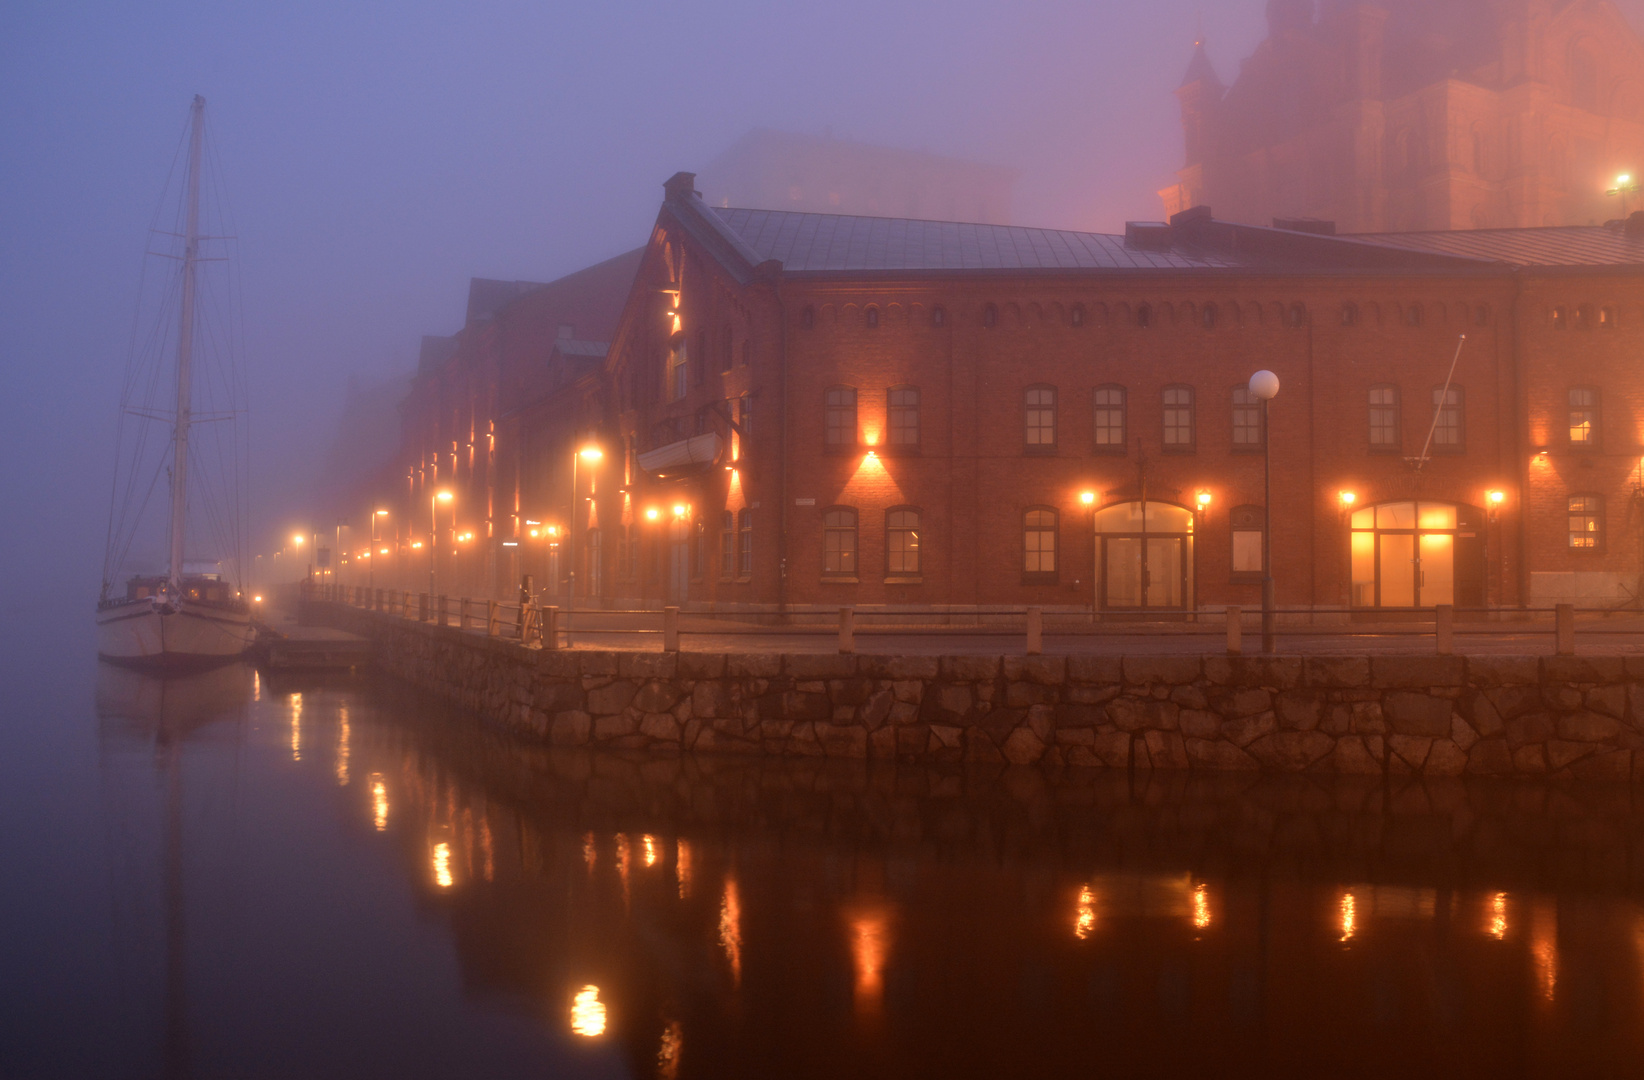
left=719, top=878, right=742, bottom=987
left=1074, top=884, right=1097, bottom=940
left=850, top=908, right=890, bottom=1015
left=570, top=985, right=607, bottom=1037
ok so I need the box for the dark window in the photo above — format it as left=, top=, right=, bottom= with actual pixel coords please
left=932, top=305, right=946, bottom=327
left=1231, top=387, right=1262, bottom=448
left=1287, top=303, right=1307, bottom=328
left=823, top=508, right=858, bottom=576
left=982, top=303, right=998, bottom=328
left=1569, top=387, right=1598, bottom=447
left=1568, top=495, right=1603, bottom=550
left=1369, top=385, right=1400, bottom=449
left=1431, top=386, right=1464, bottom=450
left=1071, top=304, right=1085, bottom=327
left=1136, top=303, right=1152, bottom=328
left=1405, top=304, right=1423, bottom=327
left=720, top=511, right=736, bottom=577
left=692, top=520, right=706, bottom=579
left=1475, top=305, right=1491, bottom=327
left=738, top=394, right=753, bottom=443
left=1023, top=508, right=1058, bottom=580
left=1230, top=505, right=1264, bottom=578
left=1341, top=303, right=1359, bottom=327
left=1025, top=386, right=1057, bottom=451
left=825, top=387, right=857, bottom=450
left=1093, top=385, right=1126, bottom=451
left=1163, top=385, right=1195, bottom=451
left=864, top=306, right=880, bottom=329
left=887, top=508, right=921, bottom=575
left=888, top=386, right=920, bottom=451
left=1552, top=306, right=1567, bottom=330
left=738, top=509, right=752, bottom=574
left=720, top=326, right=734, bottom=373
left=1575, top=305, right=1593, bottom=330
left=1202, top=303, right=1218, bottom=329
left=800, top=306, right=815, bottom=330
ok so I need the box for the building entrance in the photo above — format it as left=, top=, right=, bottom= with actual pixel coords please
left=1349, top=501, right=1483, bottom=608
left=1094, top=501, right=1194, bottom=610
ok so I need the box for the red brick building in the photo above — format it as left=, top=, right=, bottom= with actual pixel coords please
left=554, top=173, right=1644, bottom=617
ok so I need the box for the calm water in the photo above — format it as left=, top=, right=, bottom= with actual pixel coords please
left=7, top=623, right=1644, bottom=1078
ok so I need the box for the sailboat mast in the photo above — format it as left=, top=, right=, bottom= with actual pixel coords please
left=167, top=95, right=205, bottom=587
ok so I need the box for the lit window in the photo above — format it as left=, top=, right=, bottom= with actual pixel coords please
left=1552, top=306, right=1567, bottom=330
left=670, top=339, right=689, bottom=401
left=1093, top=385, right=1126, bottom=451
left=720, top=511, right=736, bottom=577
left=888, top=387, right=920, bottom=450
left=887, top=508, right=920, bottom=575
left=1431, top=386, right=1464, bottom=449
left=1231, top=387, right=1262, bottom=448
left=1369, top=386, right=1400, bottom=449
left=1599, top=306, right=1615, bottom=329
left=1025, top=386, right=1057, bottom=451
left=1569, top=387, right=1598, bottom=446
left=1231, top=505, right=1264, bottom=576
left=825, top=387, right=857, bottom=449
left=1568, top=495, right=1602, bottom=549
left=738, top=509, right=752, bottom=574
left=823, top=509, right=858, bottom=576
left=1024, top=509, right=1058, bottom=576
left=1163, top=386, right=1195, bottom=451
left=1574, top=305, right=1592, bottom=331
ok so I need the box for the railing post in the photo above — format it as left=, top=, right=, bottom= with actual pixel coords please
left=839, top=606, right=855, bottom=654
left=438, top=595, right=449, bottom=627
left=1025, top=606, right=1043, bottom=655
left=419, top=593, right=429, bottom=622
left=663, top=606, right=680, bottom=652
left=1556, top=603, right=1575, bottom=656
left=1435, top=604, right=1454, bottom=655
left=487, top=599, right=499, bottom=637
left=1226, top=605, right=1242, bottom=656
left=460, top=597, right=471, bottom=630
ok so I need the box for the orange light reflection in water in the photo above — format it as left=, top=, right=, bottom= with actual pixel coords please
left=1488, top=892, right=1508, bottom=940
left=370, top=775, right=388, bottom=831
left=1532, top=898, right=1558, bottom=1002
left=335, top=706, right=350, bottom=786
left=656, top=1020, right=683, bottom=1079
left=851, top=911, right=889, bottom=1014
left=616, top=835, right=631, bottom=907
left=1339, top=892, right=1357, bottom=942
left=582, top=832, right=596, bottom=871
left=570, top=985, right=606, bottom=1037
left=676, top=839, right=692, bottom=899
left=643, top=834, right=659, bottom=867
left=289, top=693, right=302, bottom=762
left=1074, top=885, right=1096, bottom=940
left=1193, top=884, right=1211, bottom=931
left=719, top=879, right=742, bottom=987
left=433, top=842, right=453, bottom=888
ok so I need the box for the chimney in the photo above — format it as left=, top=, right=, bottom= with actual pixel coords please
left=664, top=172, right=699, bottom=202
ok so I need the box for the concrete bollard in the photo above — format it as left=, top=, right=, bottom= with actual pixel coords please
left=839, top=607, right=855, bottom=654
left=663, top=606, right=680, bottom=652
left=487, top=599, right=499, bottom=637
left=1025, top=607, right=1043, bottom=655
left=1556, top=603, right=1575, bottom=655
left=1435, top=604, right=1454, bottom=654
left=459, top=597, right=471, bottom=630
left=541, top=605, right=558, bottom=648
left=1226, top=605, right=1242, bottom=656
left=438, top=595, right=449, bottom=627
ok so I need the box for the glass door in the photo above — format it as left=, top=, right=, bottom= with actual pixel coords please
left=1094, top=502, right=1193, bottom=611
left=1349, top=501, right=1467, bottom=608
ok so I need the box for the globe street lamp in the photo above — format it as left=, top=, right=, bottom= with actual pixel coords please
left=1248, top=370, right=1280, bottom=653
left=369, top=509, right=388, bottom=595
left=430, top=490, right=452, bottom=598
left=569, top=444, right=603, bottom=611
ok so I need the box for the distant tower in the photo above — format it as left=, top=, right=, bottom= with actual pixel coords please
left=1164, top=38, right=1225, bottom=217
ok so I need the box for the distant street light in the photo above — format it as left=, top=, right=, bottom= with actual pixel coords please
left=569, top=443, right=603, bottom=611
left=1608, top=173, right=1639, bottom=217
left=1248, top=370, right=1280, bottom=653
left=430, top=490, right=452, bottom=597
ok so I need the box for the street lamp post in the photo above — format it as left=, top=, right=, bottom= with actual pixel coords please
left=430, top=491, right=452, bottom=598
left=568, top=443, right=603, bottom=611
left=1609, top=173, right=1640, bottom=218
left=1249, top=370, right=1281, bottom=653
left=369, top=509, right=388, bottom=596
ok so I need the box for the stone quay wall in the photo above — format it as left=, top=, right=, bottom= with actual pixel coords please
left=318, top=604, right=1644, bottom=781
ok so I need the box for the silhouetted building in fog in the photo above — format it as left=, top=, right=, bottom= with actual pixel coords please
left=1162, top=0, right=1644, bottom=231
left=697, top=128, right=1016, bottom=224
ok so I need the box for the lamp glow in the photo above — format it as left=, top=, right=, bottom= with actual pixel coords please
left=435, top=490, right=453, bottom=502
left=646, top=508, right=660, bottom=521
left=1339, top=491, right=1356, bottom=506
left=579, top=446, right=604, bottom=462
left=1488, top=490, right=1506, bottom=505
left=1079, top=491, right=1096, bottom=506
left=672, top=503, right=687, bottom=517
left=1248, top=369, right=1280, bottom=400
left=1196, top=490, right=1212, bottom=509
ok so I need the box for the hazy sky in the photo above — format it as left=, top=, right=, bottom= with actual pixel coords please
left=4, top=0, right=1642, bottom=603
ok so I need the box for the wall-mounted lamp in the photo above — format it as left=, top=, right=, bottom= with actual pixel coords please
left=1079, top=491, right=1096, bottom=506
left=672, top=503, right=688, bottom=517
left=1195, top=490, right=1213, bottom=511
left=1487, top=489, right=1506, bottom=523
left=645, top=508, right=660, bottom=521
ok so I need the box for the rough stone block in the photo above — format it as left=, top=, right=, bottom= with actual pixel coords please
left=1504, top=712, right=1555, bottom=749
left=1066, top=656, right=1123, bottom=684
left=1053, top=703, right=1104, bottom=728
left=578, top=652, right=621, bottom=676
left=1332, top=735, right=1382, bottom=774
left=860, top=655, right=940, bottom=680
left=1066, top=684, right=1121, bottom=705
left=620, top=653, right=677, bottom=679
left=1557, top=711, right=1623, bottom=743
left=862, top=689, right=895, bottom=729
left=1303, top=656, right=1370, bottom=688
left=1466, top=655, right=1538, bottom=687
left=1275, top=690, right=1323, bottom=731
left=593, top=712, right=638, bottom=741
left=1546, top=739, right=1596, bottom=770
left=1143, top=730, right=1189, bottom=770
left=1221, top=688, right=1273, bottom=719
left=537, top=652, right=582, bottom=677
left=1106, top=697, right=1151, bottom=733
left=828, top=677, right=875, bottom=706
left=1544, top=656, right=1626, bottom=684
left=1484, top=684, right=1543, bottom=721
left=1371, top=655, right=1466, bottom=688
left=1424, top=740, right=1467, bottom=777
left=784, top=691, right=833, bottom=722
left=640, top=712, right=681, bottom=742
left=786, top=654, right=858, bottom=679
left=1568, top=748, right=1632, bottom=782
left=928, top=724, right=963, bottom=750
left=1586, top=684, right=1627, bottom=719
left=692, top=681, right=735, bottom=719
left=1004, top=655, right=1066, bottom=686
left=1466, top=738, right=1512, bottom=775
left=1384, top=693, right=1453, bottom=737
left=634, top=681, right=683, bottom=713
left=889, top=701, right=920, bottom=725
left=1122, top=656, right=1201, bottom=686
left=896, top=724, right=931, bottom=755
left=869, top=724, right=898, bottom=759
left=1185, top=738, right=1260, bottom=771
left=1246, top=730, right=1335, bottom=771
left=1450, top=713, right=1480, bottom=751
left=586, top=681, right=637, bottom=715
left=676, top=653, right=726, bottom=680
left=1542, top=685, right=1583, bottom=711
left=1006, top=681, right=1056, bottom=707
left=1461, top=691, right=1504, bottom=737
left=1179, top=709, right=1220, bottom=739
left=1168, top=685, right=1208, bottom=710
left=815, top=722, right=868, bottom=758
left=940, top=656, right=1001, bottom=683
left=725, top=654, right=783, bottom=678
left=1221, top=710, right=1277, bottom=748
left=548, top=710, right=591, bottom=746
left=1387, top=734, right=1433, bottom=771
left=962, top=728, right=1005, bottom=763
left=891, top=680, right=924, bottom=704
left=1002, top=726, right=1047, bottom=765
left=1512, top=744, right=1547, bottom=774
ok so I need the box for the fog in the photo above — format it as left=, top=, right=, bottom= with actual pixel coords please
left=3, top=0, right=1642, bottom=612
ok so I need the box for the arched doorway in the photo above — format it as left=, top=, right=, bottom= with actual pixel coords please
left=1095, top=501, right=1195, bottom=610
left=1349, top=501, right=1483, bottom=608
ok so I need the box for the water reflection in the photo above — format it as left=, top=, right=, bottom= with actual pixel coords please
left=569, top=985, right=606, bottom=1037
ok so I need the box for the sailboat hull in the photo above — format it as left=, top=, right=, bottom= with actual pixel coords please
left=96, top=597, right=254, bottom=670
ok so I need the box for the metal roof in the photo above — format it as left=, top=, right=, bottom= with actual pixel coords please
left=1353, top=225, right=1644, bottom=267
left=552, top=339, right=609, bottom=359
left=708, top=207, right=1253, bottom=273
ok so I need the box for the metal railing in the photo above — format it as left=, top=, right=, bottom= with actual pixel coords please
left=296, top=582, right=1637, bottom=657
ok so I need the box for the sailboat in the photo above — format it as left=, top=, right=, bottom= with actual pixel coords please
left=97, top=95, right=254, bottom=668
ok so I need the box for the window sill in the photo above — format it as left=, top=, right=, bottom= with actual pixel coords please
left=884, top=575, right=923, bottom=585
left=1021, top=573, right=1060, bottom=586
left=735, top=576, right=752, bottom=584
left=821, top=576, right=860, bottom=584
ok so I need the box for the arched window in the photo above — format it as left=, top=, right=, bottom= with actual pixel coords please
left=720, top=326, right=734, bottom=373
left=864, top=305, right=880, bottom=329
left=1568, top=495, right=1603, bottom=550
left=1599, top=306, right=1616, bottom=329
left=1023, top=508, right=1058, bottom=581
left=887, top=508, right=921, bottom=576
left=720, top=511, right=736, bottom=577
left=800, top=306, right=815, bottom=330
left=1405, top=304, right=1423, bottom=327
left=1202, top=302, right=1218, bottom=329
left=669, top=337, right=689, bottom=401
left=1231, top=387, right=1262, bottom=448
left=1431, top=386, right=1464, bottom=450
left=1093, top=385, right=1127, bottom=452
left=1575, top=305, right=1593, bottom=330
left=1162, top=385, right=1195, bottom=451
left=824, top=386, right=857, bottom=450
left=1552, top=306, right=1567, bottom=330
left=888, top=386, right=920, bottom=452
left=738, top=509, right=753, bottom=574
left=1286, top=303, right=1307, bottom=328
left=1340, top=302, right=1359, bottom=327
left=1369, top=385, right=1400, bottom=450
left=931, top=305, right=947, bottom=327
left=1071, top=303, right=1086, bottom=327
left=822, top=508, right=858, bottom=576
left=1136, top=303, right=1153, bottom=328
left=1569, top=387, right=1599, bottom=447
left=1024, top=385, right=1057, bottom=452
left=982, top=303, right=998, bottom=328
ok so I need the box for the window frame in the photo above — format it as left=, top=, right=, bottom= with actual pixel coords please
left=887, top=385, right=921, bottom=455
left=1429, top=385, right=1465, bottom=453
left=1093, top=384, right=1127, bottom=454
left=1368, top=384, right=1401, bottom=452
left=864, top=305, right=880, bottom=329
left=885, top=506, right=922, bottom=578
left=821, top=506, right=859, bottom=579
left=1162, top=384, right=1196, bottom=453
left=1022, top=506, right=1060, bottom=584
left=1023, top=384, right=1058, bottom=454
left=738, top=509, right=753, bottom=576
left=1567, top=494, right=1605, bottom=553
left=1230, top=386, right=1263, bottom=451
left=719, top=511, right=736, bottom=579
left=823, top=385, right=858, bottom=453
left=669, top=337, right=689, bottom=401
left=1229, top=504, right=1265, bottom=583
left=1568, top=386, right=1600, bottom=449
